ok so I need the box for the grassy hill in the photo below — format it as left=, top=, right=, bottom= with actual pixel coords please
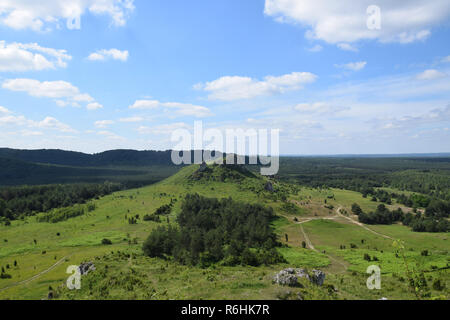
left=0, top=163, right=448, bottom=300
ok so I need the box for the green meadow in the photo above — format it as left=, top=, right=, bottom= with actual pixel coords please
left=0, top=164, right=448, bottom=300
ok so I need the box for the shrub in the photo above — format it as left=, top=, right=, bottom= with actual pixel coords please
left=101, top=238, right=113, bottom=245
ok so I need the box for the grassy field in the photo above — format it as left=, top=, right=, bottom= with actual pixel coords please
left=0, top=164, right=448, bottom=300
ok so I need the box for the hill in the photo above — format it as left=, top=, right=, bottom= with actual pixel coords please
left=0, top=148, right=176, bottom=167
left=0, top=162, right=448, bottom=300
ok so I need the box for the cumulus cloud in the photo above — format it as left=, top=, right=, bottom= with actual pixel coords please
left=87, top=48, right=129, bottom=62
left=137, top=122, right=189, bottom=135
left=86, top=102, right=103, bottom=110
left=337, top=43, right=358, bottom=52
left=416, top=69, right=447, bottom=80
left=195, top=72, right=317, bottom=101
left=307, top=44, right=322, bottom=52
left=264, top=0, right=450, bottom=45
left=0, top=109, right=76, bottom=133
left=119, top=116, right=144, bottom=122
left=0, top=41, right=72, bottom=72
left=0, top=106, right=11, bottom=113
left=294, top=102, right=348, bottom=114
left=129, top=100, right=212, bottom=118
left=2, top=78, right=102, bottom=110
left=335, top=61, right=367, bottom=71
left=97, top=130, right=125, bottom=140
left=37, top=116, right=77, bottom=133
left=442, top=56, right=450, bottom=63
left=94, top=120, right=114, bottom=128
left=0, top=0, right=135, bottom=31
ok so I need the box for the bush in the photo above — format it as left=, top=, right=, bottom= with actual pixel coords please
left=143, top=214, right=161, bottom=222
left=101, top=238, right=113, bottom=245
left=37, top=206, right=85, bottom=223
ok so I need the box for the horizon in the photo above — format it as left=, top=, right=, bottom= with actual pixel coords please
left=2, top=146, right=450, bottom=158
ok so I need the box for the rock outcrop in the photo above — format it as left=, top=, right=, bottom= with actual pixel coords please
left=79, top=262, right=96, bottom=275
left=264, top=181, right=274, bottom=192
left=273, top=268, right=326, bottom=287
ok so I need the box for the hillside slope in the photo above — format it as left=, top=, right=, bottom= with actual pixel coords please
left=0, top=163, right=448, bottom=300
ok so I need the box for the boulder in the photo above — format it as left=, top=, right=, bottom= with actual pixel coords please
left=272, top=269, right=300, bottom=287
left=310, top=269, right=326, bottom=286
left=198, top=161, right=208, bottom=172
left=264, top=181, right=274, bottom=192
left=79, top=262, right=96, bottom=276
left=273, top=268, right=326, bottom=287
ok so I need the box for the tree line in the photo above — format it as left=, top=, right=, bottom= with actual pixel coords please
left=0, top=182, right=122, bottom=221
left=352, top=202, right=449, bottom=233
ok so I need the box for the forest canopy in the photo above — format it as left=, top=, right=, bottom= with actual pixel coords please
left=143, top=194, right=284, bottom=267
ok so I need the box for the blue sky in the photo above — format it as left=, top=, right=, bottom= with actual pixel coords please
left=0, top=0, right=449, bottom=154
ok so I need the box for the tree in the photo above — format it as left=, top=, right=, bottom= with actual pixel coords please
left=351, top=203, right=362, bottom=215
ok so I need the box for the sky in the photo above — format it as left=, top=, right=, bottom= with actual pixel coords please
left=0, top=0, right=449, bottom=155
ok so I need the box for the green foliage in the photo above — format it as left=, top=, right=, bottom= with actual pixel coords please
left=358, top=204, right=404, bottom=225
left=37, top=205, right=85, bottom=223
left=143, top=194, right=284, bottom=267
left=101, top=238, right=113, bottom=245
left=351, top=203, right=362, bottom=215
left=154, top=204, right=172, bottom=215
left=0, top=182, right=121, bottom=220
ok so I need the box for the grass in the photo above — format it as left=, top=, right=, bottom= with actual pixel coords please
left=1, top=164, right=448, bottom=300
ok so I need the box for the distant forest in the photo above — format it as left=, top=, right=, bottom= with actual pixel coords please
left=275, top=157, right=450, bottom=201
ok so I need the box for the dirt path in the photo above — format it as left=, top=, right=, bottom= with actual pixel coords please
left=335, top=206, right=393, bottom=240
left=299, top=224, right=315, bottom=251
left=0, top=255, right=69, bottom=292
left=299, top=224, right=347, bottom=273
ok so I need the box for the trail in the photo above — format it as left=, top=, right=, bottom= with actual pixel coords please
left=335, top=206, right=393, bottom=240
left=0, top=255, right=69, bottom=292
left=299, top=224, right=347, bottom=272
left=295, top=216, right=338, bottom=224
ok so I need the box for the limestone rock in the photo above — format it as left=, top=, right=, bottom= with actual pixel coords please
left=265, top=181, right=274, bottom=192
left=273, top=268, right=326, bottom=287
left=79, top=261, right=96, bottom=276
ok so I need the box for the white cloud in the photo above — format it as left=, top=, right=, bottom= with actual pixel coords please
left=264, top=0, right=450, bottom=44
left=442, top=56, right=450, bottom=63
left=2, top=78, right=101, bottom=110
left=119, top=116, right=144, bottom=123
left=0, top=0, right=135, bottom=31
left=94, top=120, right=114, bottom=128
left=20, top=129, right=43, bottom=136
left=308, top=44, right=322, bottom=52
left=294, top=102, right=347, bottom=114
left=37, top=116, right=77, bottom=133
left=138, top=122, right=189, bottom=135
left=0, top=110, right=77, bottom=133
left=196, top=72, right=317, bottom=101
left=335, top=61, right=367, bottom=71
left=416, top=69, right=447, bottom=80
left=129, top=100, right=212, bottom=118
left=0, top=41, right=71, bottom=72
left=86, top=102, right=103, bottom=110
left=87, top=48, right=129, bottom=62
left=0, top=106, right=10, bottom=113
left=97, top=130, right=125, bottom=140
left=337, top=43, right=358, bottom=52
